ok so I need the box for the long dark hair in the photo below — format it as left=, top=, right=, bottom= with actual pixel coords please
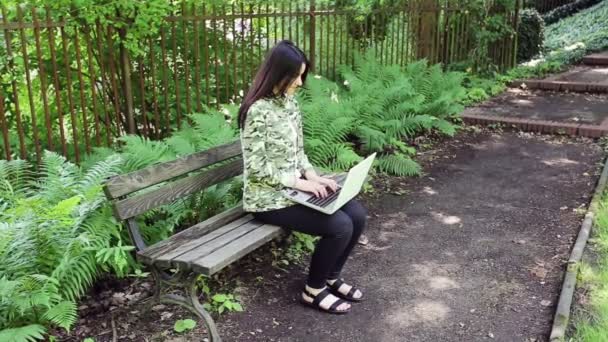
left=238, top=40, right=310, bottom=129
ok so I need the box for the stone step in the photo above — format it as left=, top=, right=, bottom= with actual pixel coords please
left=583, top=51, right=608, bottom=66
left=509, top=66, right=608, bottom=93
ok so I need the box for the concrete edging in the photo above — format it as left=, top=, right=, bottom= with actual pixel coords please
left=461, top=113, right=608, bottom=138
left=549, top=154, right=608, bottom=341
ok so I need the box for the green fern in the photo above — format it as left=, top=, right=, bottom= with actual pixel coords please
left=0, top=324, right=46, bottom=342
left=376, top=154, right=421, bottom=176
left=43, top=301, right=77, bottom=331
left=300, top=53, right=465, bottom=176
left=0, top=153, right=128, bottom=336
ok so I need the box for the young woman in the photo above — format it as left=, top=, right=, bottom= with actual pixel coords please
left=238, top=40, right=367, bottom=314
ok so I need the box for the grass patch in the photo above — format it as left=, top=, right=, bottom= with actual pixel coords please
left=571, top=192, right=608, bottom=340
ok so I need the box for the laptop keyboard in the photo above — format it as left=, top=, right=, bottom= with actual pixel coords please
left=306, top=187, right=342, bottom=208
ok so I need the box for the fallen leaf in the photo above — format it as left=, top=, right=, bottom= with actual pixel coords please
left=541, top=300, right=552, bottom=307
left=530, top=265, right=547, bottom=279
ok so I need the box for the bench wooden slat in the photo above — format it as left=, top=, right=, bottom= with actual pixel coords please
left=171, top=220, right=266, bottom=269
left=104, top=141, right=241, bottom=199
left=192, top=224, right=283, bottom=275
left=137, top=205, right=245, bottom=265
left=143, top=214, right=255, bottom=268
left=112, top=159, right=243, bottom=220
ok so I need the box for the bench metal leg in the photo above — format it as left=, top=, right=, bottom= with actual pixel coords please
left=152, top=268, right=222, bottom=342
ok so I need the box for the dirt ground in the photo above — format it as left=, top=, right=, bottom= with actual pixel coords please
left=58, top=129, right=605, bottom=342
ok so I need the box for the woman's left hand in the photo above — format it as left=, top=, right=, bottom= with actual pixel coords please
left=314, top=176, right=339, bottom=193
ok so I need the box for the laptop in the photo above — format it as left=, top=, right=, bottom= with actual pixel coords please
left=282, top=153, right=376, bottom=215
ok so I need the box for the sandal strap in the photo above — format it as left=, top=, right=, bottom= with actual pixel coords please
left=328, top=298, right=348, bottom=312
left=328, top=279, right=358, bottom=298
left=304, top=288, right=333, bottom=307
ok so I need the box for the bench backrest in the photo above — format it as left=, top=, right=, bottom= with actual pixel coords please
left=103, top=141, right=243, bottom=250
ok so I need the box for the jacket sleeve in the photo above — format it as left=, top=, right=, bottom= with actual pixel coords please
left=241, top=103, right=298, bottom=188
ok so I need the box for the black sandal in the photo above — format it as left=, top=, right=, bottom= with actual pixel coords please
left=300, top=288, right=351, bottom=315
left=327, top=279, right=364, bottom=302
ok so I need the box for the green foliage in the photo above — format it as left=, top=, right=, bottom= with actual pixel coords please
left=173, top=319, right=197, bottom=333
left=570, top=193, right=608, bottom=340
left=285, top=232, right=319, bottom=262
left=0, top=324, right=46, bottom=342
left=517, top=9, right=545, bottom=63
left=465, top=0, right=518, bottom=74
left=542, top=0, right=602, bottom=25
left=0, top=152, right=128, bottom=338
left=299, top=53, right=465, bottom=176
left=544, top=0, right=608, bottom=63
left=196, top=276, right=244, bottom=315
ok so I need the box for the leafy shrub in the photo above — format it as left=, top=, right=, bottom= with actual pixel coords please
left=542, top=0, right=602, bottom=25
left=517, top=9, right=545, bottom=63
left=299, top=53, right=465, bottom=176
left=0, top=108, right=241, bottom=341
left=544, top=0, right=608, bottom=60
left=0, top=152, right=128, bottom=341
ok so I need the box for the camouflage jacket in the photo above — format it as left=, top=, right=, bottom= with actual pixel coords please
left=240, top=95, right=314, bottom=212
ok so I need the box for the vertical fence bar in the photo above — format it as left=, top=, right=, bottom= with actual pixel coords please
left=266, top=2, right=271, bottom=52
left=105, top=27, right=123, bottom=139
left=249, top=4, right=255, bottom=82
left=212, top=5, right=221, bottom=107
left=171, top=18, right=182, bottom=127
left=137, top=59, right=149, bottom=138
left=47, top=10, right=68, bottom=154
left=74, top=30, right=92, bottom=151
left=512, top=0, right=520, bottom=68
left=192, top=4, right=202, bottom=112
left=232, top=3, right=239, bottom=100
left=379, top=10, right=385, bottom=65
left=148, top=37, right=161, bottom=139
left=318, top=4, right=323, bottom=75
left=223, top=4, right=231, bottom=103
left=181, top=3, right=192, bottom=115
left=281, top=1, right=285, bottom=41
left=400, top=7, right=407, bottom=66
left=309, top=0, right=316, bottom=72
left=296, top=1, right=300, bottom=49
left=32, top=8, right=54, bottom=150
left=84, top=27, right=102, bottom=146
left=332, top=5, right=337, bottom=78
left=273, top=1, right=278, bottom=49
left=2, top=6, right=27, bottom=159
left=288, top=1, right=292, bottom=42
left=124, top=43, right=138, bottom=136
left=94, top=21, right=112, bottom=146
left=256, top=3, right=262, bottom=72
left=338, top=4, right=344, bottom=67
left=202, top=4, right=211, bottom=106
left=241, top=2, right=247, bottom=91
left=160, top=27, right=171, bottom=132
left=0, top=92, right=10, bottom=160
left=61, top=26, right=80, bottom=163
left=17, top=6, right=42, bottom=163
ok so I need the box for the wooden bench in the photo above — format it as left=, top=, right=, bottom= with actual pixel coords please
left=103, top=141, right=283, bottom=342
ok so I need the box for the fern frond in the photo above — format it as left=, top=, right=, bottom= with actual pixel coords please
left=376, top=154, right=421, bottom=176
left=0, top=324, right=46, bottom=342
left=43, top=301, right=77, bottom=331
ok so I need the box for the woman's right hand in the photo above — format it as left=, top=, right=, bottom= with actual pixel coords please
left=294, top=179, right=329, bottom=198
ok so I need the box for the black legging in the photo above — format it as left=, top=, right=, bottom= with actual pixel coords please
left=253, top=200, right=366, bottom=288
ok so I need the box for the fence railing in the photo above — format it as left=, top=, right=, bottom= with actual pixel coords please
left=0, top=1, right=519, bottom=164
